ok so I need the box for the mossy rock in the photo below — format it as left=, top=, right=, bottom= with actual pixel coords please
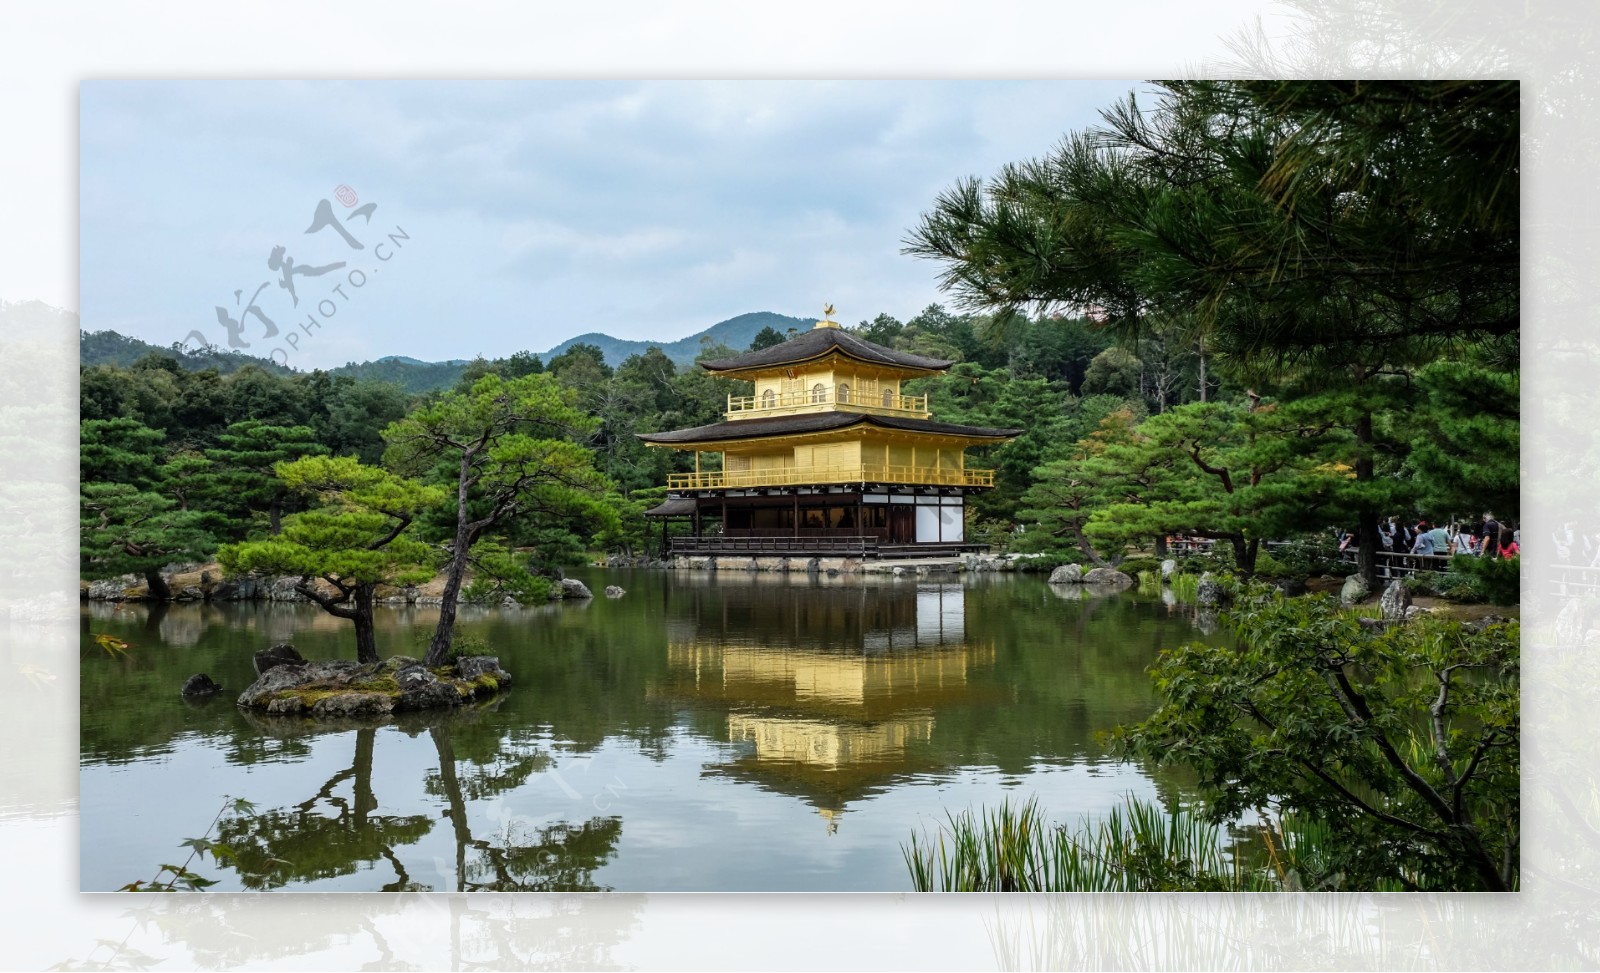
left=238, top=653, right=511, bottom=717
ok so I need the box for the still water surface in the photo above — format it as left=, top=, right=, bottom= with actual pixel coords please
left=80, top=569, right=1219, bottom=891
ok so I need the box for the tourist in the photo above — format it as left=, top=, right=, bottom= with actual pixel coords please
left=1412, top=526, right=1436, bottom=556
left=1499, top=528, right=1519, bottom=559
left=1480, top=512, right=1502, bottom=558
left=1378, top=519, right=1396, bottom=551
left=1396, top=518, right=1416, bottom=552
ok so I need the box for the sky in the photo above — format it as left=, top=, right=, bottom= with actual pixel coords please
left=80, top=80, right=1141, bottom=370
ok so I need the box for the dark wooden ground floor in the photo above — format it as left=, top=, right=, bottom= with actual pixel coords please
left=645, top=486, right=987, bottom=559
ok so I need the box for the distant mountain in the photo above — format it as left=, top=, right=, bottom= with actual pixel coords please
left=373, top=355, right=472, bottom=367
left=78, top=325, right=295, bottom=376
left=75, top=310, right=817, bottom=391
left=327, top=357, right=470, bottom=392
left=540, top=311, right=815, bottom=367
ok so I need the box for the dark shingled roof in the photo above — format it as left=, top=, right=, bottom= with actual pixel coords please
left=698, top=327, right=954, bottom=374
left=637, top=411, right=1022, bottom=445
left=643, top=497, right=697, bottom=517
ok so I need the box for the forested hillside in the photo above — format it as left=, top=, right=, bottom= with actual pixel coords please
left=538, top=311, right=814, bottom=367
left=78, top=311, right=819, bottom=391
left=79, top=328, right=295, bottom=376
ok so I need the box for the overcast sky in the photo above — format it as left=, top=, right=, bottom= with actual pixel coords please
left=81, top=80, right=1141, bottom=370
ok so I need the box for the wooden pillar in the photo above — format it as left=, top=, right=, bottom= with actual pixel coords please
left=793, top=491, right=799, bottom=536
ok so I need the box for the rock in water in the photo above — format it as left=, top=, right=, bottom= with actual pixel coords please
left=1081, top=567, right=1134, bottom=586
left=1196, top=572, right=1224, bottom=607
left=180, top=672, right=221, bottom=696
left=454, top=656, right=513, bottom=686
left=1161, top=559, right=1177, bottom=580
left=604, top=585, right=626, bottom=598
left=1379, top=579, right=1412, bottom=621
left=560, top=578, right=593, bottom=600
left=394, top=664, right=437, bottom=690
left=254, top=642, right=305, bottom=676
left=1048, top=563, right=1083, bottom=585
left=1339, top=574, right=1371, bottom=607
left=236, top=659, right=359, bottom=709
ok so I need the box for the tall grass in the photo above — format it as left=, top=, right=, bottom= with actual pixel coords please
left=904, top=796, right=1275, bottom=892
left=1168, top=573, right=1200, bottom=602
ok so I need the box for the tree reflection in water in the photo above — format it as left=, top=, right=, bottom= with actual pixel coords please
left=216, top=726, right=434, bottom=890
left=427, top=721, right=622, bottom=892
left=211, top=706, right=623, bottom=893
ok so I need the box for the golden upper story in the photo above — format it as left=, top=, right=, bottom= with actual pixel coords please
left=639, top=308, right=1020, bottom=490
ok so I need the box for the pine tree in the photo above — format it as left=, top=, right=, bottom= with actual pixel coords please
left=80, top=483, right=216, bottom=600
left=205, top=419, right=331, bottom=536
left=382, top=373, right=610, bottom=667
left=218, top=456, right=442, bottom=664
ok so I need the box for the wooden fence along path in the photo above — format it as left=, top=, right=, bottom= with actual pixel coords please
left=1171, top=539, right=1452, bottom=578
left=1334, top=548, right=1453, bottom=578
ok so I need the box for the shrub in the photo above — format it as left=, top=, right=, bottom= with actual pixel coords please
left=1117, top=587, right=1520, bottom=891
left=1265, top=537, right=1344, bottom=579
left=967, top=517, right=1018, bottom=553
left=1118, top=556, right=1162, bottom=579
left=1444, top=554, right=1520, bottom=605
left=1178, top=544, right=1235, bottom=575
left=1007, top=528, right=1081, bottom=560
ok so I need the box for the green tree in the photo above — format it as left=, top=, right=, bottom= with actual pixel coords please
left=503, top=349, right=545, bottom=378
left=1081, top=346, right=1143, bottom=399
left=853, top=312, right=904, bottom=347
left=81, top=483, right=216, bottom=600
left=383, top=373, right=610, bottom=667
left=81, top=417, right=166, bottom=488
left=1118, top=590, right=1519, bottom=891
left=747, top=326, right=786, bottom=351
left=222, top=365, right=312, bottom=428
left=205, top=420, right=331, bottom=536
left=1081, top=399, right=1348, bottom=575
left=218, top=456, right=442, bottom=664
left=1404, top=358, right=1520, bottom=521
left=320, top=379, right=413, bottom=464
left=906, top=81, right=1518, bottom=585
left=546, top=343, right=614, bottom=383
left=1018, top=407, right=1143, bottom=566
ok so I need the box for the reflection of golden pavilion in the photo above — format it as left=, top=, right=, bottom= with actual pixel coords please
left=726, top=713, right=936, bottom=770
left=658, top=582, right=995, bottom=826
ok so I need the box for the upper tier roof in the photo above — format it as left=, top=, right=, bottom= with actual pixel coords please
left=698, top=326, right=954, bottom=374
left=637, top=411, right=1022, bottom=445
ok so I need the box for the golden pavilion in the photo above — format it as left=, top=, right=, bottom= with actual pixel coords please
left=639, top=307, right=1021, bottom=557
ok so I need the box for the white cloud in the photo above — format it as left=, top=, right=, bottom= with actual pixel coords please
left=79, top=79, right=1138, bottom=367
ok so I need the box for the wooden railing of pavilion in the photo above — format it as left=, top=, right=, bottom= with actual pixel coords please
left=725, top=385, right=929, bottom=418
left=667, top=465, right=996, bottom=491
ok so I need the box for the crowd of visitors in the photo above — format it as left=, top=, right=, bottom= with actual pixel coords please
left=1337, top=511, right=1522, bottom=559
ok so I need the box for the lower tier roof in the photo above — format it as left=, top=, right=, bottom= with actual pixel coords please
left=636, top=411, right=1022, bottom=446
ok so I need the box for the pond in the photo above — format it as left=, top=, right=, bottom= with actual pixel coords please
left=80, top=569, right=1220, bottom=892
